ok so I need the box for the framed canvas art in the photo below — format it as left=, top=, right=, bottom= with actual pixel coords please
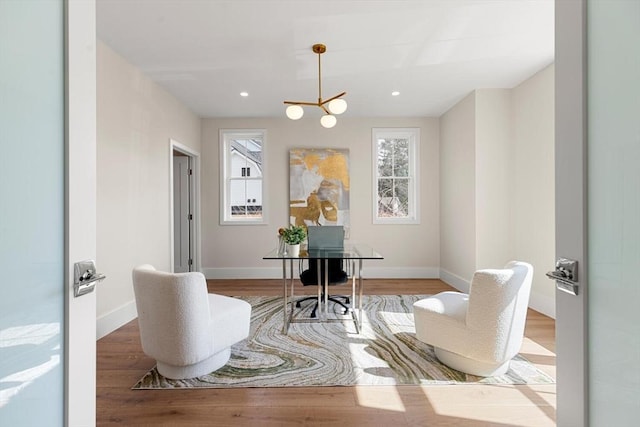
left=289, top=148, right=350, bottom=236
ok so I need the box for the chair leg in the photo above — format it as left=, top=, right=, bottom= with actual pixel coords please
left=296, top=294, right=351, bottom=318
left=327, top=296, right=350, bottom=314
left=295, top=296, right=317, bottom=308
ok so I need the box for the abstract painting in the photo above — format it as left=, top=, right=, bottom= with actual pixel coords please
left=289, top=148, right=350, bottom=234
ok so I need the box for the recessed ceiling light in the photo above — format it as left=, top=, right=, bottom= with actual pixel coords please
left=240, top=91, right=249, bottom=97
left=391, top=91, right=400, bottom=96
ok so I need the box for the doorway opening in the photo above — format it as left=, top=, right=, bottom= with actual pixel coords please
left=169, top=139, right=200, bottom=273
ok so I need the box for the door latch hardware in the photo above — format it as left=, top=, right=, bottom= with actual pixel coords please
left=546, top=257, right=578, bottom=296
left=73, top=260, right=106, bottom=297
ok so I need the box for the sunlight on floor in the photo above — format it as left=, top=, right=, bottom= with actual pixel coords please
left=349, top=309, right=406, bottom=412
left=346, top=305, right=557, bottom=425
left=355, top=386, right=407, bottom=412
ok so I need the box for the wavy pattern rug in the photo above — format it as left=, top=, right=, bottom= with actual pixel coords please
left=133, top=295, right=554, bottom=389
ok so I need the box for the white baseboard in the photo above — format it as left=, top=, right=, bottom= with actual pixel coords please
left=95, top=267, right=555, bottom=340
left=96, top=300, right=137, bottom=340
left=203, top=266, right=440, bottom=280
left=202, top=267, right=283, bottom=279
left=439, top=268, right=471, bottom=293
left=360, top=266, right=440, bottom=279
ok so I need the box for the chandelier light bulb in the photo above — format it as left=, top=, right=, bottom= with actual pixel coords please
left=328, top=98, right=347, bottom=115
left=320, top=114, right=337, bottom=128
left=285, top=105, right=304, bottom=120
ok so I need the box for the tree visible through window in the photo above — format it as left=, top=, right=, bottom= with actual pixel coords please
left=220, top=130, right=266, bottom=224
left=372, top=128, right=420, bottom=224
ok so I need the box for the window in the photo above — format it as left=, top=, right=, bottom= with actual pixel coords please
left=372, top=128, right=420, bottom=224
left=220, top=129, right=266, bottom=224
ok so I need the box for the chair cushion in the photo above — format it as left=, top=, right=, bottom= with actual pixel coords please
left=208, top=294, right=251, bottom=351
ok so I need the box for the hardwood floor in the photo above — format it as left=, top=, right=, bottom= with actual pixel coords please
left=97, top=279, right=556, bottom=426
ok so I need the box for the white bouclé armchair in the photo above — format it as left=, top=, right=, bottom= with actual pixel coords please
left=132, top=265, right=251, bottom=379
left=413, top=261, right=533, bottom=377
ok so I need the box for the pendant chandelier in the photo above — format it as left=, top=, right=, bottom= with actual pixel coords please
left=284, top=44, right=347, bottom=128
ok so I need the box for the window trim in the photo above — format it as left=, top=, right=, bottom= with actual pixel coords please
left=219, top=129, right=267, bottom=225
left=371, top=128, right=420, bottom=225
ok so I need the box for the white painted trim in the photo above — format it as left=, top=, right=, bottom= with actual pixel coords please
left=219, top=129, right=268, bottom=225
left=202, top=266, right=440, bottom=280
left=371, top=127, right=421, bottom=225
left=169, top=139, right=202, bottom=273
left=359, top=266, right=439, bottom=279
left=65, top=1, right=97, bottom=424
left=438, top=268, right=471, bottom=293
left=204, top=267, right=283, bottom=280
left=96, top=300, right=138, bottom=339
left=96, top=265, right=439, bottom=338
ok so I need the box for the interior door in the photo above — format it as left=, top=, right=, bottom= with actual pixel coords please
left=555, top=1, right=640, bottom=425
left=554, top=2, right=589, bottom=425
left=0, top=1, right=96, bottom=425
left=0, top=1, right=66, bottom=423
left=173, top=154, right=191, bottom=272
left=585, top=1, right=640, bottom=425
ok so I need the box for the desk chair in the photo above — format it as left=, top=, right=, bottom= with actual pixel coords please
left=297, top=257, right=349, bottom=318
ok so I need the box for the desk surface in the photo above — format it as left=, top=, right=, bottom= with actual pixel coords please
left=263, top=243, right=383, bottom=260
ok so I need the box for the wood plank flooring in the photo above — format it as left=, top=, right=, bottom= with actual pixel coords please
left=97, top=279, right=556, bottom=426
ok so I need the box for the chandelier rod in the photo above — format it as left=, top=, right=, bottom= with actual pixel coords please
left=317, top=45, right=322, bottom=104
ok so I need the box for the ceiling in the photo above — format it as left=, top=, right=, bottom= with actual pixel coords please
left=96, top=0, right=554, bottom=119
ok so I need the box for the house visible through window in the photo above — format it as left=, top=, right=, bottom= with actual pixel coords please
left=220, top=129, right=266, bottom=224
left=372, top=128, right=420, bottom=224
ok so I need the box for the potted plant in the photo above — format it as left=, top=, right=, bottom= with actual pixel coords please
left=280, top=225, right=306, bottom=257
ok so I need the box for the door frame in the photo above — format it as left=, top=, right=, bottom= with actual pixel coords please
left=65, top=0, right=97, bottom=425
left=169, top=139, right=201, bottom=273
left=555, top=0, right=589, bottom=425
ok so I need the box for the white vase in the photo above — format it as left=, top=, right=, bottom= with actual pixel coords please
left=286, top=243, right=300, bottom=257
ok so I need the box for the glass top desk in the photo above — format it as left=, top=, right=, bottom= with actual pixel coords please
left=263, top=244, right=383, bottom=334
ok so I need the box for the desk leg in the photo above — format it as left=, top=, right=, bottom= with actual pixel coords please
left=358, top=259, right=363, bottom=331
left=351, top=259, right=359, bottom=333
left=324, top=258, right=329, bottom=319
left=282, top=259, right=287, bottom=334
left=289, top=259, right=296, bottom=323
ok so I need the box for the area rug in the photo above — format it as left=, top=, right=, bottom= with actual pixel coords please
left=133, top=295, right=554, bottom=389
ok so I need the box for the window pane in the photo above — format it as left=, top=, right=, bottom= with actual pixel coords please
left=393, top=178, right=409, bottom=217
left=393, top=138, right=409, bottom=177
left=221, top=130, right=265, bottom=224
left=246, top=180, right=262, bottom=217
left=229, top=179, right=263, bottom=218
left=377, top=178, right=394, bottom=216
left=230, top=179, right=248, bottom=216
left=377, top=139, right=393, bottom=177
left=377, top=178, right=409, bottom=218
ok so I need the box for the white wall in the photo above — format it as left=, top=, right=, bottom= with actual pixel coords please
left=201, top=117, right=441, bottom=279
left=475, top=89, right=512, bottom=270
left=439, top=65, right=555, bottom=317
left=439, top=93, right=477, bottom=288
left=512, top=64, right=555, bottom=316
left=96, top=41, right=201, bottom=337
